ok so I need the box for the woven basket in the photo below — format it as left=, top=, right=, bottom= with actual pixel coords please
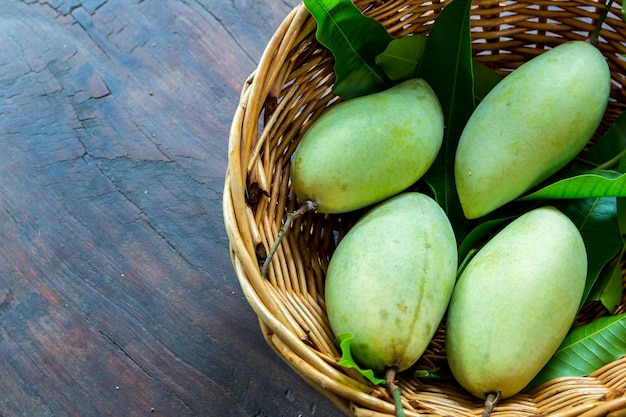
left=224, top=1, right=626, bottom=415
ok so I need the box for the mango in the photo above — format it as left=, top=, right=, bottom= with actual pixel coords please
left=455, top=41, right=611, bottom=219
left=445, top=206, right=587, bottom=399
left=291, top=78, right=444, bottom=214
left=325, top=192, right=457, bottom=373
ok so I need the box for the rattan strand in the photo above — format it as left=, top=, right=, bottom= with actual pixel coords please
left=224, top=0, right=626, bottom=415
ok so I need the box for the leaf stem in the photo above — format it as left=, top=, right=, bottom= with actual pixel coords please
left=385, top=368, right=406, bottom=417
left=591, top=149, right=626, bottom=171
left=260, top=200, right=318, bottom=279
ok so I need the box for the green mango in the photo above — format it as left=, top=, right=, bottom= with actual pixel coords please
left=325, top=192, right=457, bottom=374
left=455, top=41, right=611, bottom=219
left=445, top=206, right=587, bottom=400
left=291, top=78, right=444, bottom=214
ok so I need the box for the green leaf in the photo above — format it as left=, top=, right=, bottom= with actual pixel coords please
left=527, top=313, right=626, bottom=390
left=618, top=196, right=626, bottom=237
left=588, top=255, right=624, bottom=313
left=457, top=217, right=511, bottom=263
left=417, top=0, right=475, bottom=242
left=589, top=121, right=626, bottom=312
left=303, top=0, right=393, bottom=99
left=556, top=198, right=623, bottom=308
left=375, top=35, right=427, bottom=82
left=406, top=359, right=448, bottom=380
left=376, top=41, right=501, bottom=100
left=413, top=368, right=445, bottom=380
left=472, top=61, right=503, bottom=102
left=335, top=333, right=385, bottom=385
left=616, top=144, right=626, bottom=235
left=518, top=170, right=626, bottom=201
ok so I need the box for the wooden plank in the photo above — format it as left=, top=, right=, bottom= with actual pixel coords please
left=0, top=0, right=344, bottom=416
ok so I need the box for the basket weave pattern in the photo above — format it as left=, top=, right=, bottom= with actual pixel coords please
left=224, top=1, right=626, bottom=415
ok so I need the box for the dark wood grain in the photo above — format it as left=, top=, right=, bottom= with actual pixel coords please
left=0, top=1, right=342, bottom=416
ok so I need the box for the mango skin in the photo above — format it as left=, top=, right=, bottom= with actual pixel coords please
left=455, top=41, right=611, bottom=219
left=325, top=192, right=457, bottom=374
left=445, top=206, right=587, bottom=399
left=291, top=78, right=444, bottom=214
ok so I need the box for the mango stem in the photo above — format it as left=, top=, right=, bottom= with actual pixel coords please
left=385, top=368, right=406, bottom=417
left=482, top=390, right=502, bottom=417
left=260, top=200, right=317, bottom=278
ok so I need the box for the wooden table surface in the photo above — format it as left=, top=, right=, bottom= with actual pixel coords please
left=0, top=1, right=342, bottom=416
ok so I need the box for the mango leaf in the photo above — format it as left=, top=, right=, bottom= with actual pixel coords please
left=473, top=61, right=503, bottom=102
left=618, top=196, right=626, bottom=236
left=413, top=368, right=446, bottom=380
left=518, top=170, right=626, bottom=201
left=405, top=358, right=447, bottom=380
left=616, top=147, right=626, bottom=235
left=303, top=0, right=393, bottom=99
left=418, top=0, right=475, bottom=242
left=375, top=35, right=427, bottom=82
left=335, top=333, right=385, bottom=385
left=588, top=254, right=624, bottom=313
left=555, top=198, right=623, bottom=308
left=526, top=313, right=626, bottom=390
left=575, top=111, right=626, bottom=171
left=377, top=41, right=502, bottom=101
left=563, top=114, right=626, bottom=310
left=457, top=217, right=511, bottom=263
